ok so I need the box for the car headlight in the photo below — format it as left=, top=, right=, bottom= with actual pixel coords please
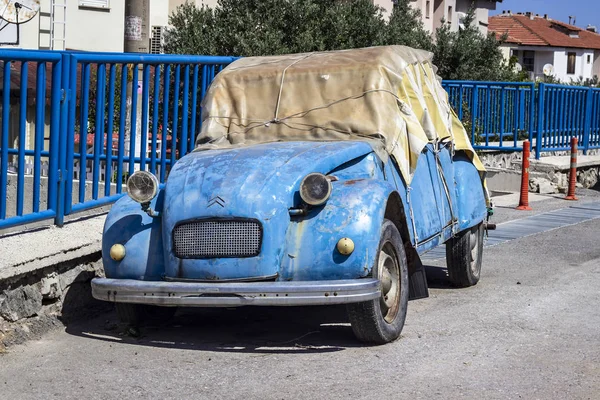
left=300, top=173, right=332, bottom=206
left=126, top=171, right=159, bottom=204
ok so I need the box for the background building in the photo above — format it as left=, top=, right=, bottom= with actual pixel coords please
left=0, top=0, right=126, bottom=52
left=374, top=0, right=501, bottom=34
left=489, top=12, right=600, bottom=81
left=0, top=0, right=179, bottom=53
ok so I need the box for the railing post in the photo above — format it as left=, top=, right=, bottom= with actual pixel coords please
left=54, top=53, right=70, bottom=227
left=535, top=83, right=545, bottom=159
left=64, top=53, right=77, bottom=216
left=528, top=83, right=535, bottom=146
left=47, top=54, right=63, bottom=225
left=519, top=87, right=526, bottom=133
left=582, top=87, right=593, bottom=155
left=0, top=61, right=10, bottom=221
left=471, top=84, right=478, bottom=145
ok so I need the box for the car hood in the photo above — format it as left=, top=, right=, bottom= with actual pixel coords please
left=161, top=140, right=375, bottom=280
left=163, top=141, right=374, bottom=221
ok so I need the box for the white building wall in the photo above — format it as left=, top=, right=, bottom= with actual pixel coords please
left=0, top=1, right=125, bottom=52
left=553, top=51, right=568, bottom=81
left=533, top=51, right=554, bottom=78
left=374, top=0, right=458, bottom=28
left=473, top=7, right=489, bottom=35
left=0, top=13, right=40, bottom=49
left=456, top=0, right=496, bottom=34
left=582, top=50, right=595, bottom=79
left=373, top=0, right=393, bottom=17
left=503, top=45, right=599, bottom=82
left=499, top=45, right=512, bottom=60
left=66, top=0, right=125, bottom=52
left=418, top=0, right=435, bottom=33
left=445, top=0, right=457, bottom=31
left=151, top=0, right=170, bottom=27
left=593, top=51, right=600, bottom=78
left=553, top=49, right=595, bottom=82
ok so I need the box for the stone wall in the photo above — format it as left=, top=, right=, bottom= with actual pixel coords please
left=0, top=252, right=107, bottom=350
left=479, top=150, right=600, bottom=194
left=479, top=151, right=523, bottom=171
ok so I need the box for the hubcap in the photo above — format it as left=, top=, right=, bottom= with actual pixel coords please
left=378, top=242, right=401, bottom=323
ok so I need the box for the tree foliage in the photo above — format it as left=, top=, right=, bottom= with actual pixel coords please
left=432, top=11, right=517, bottom=81
left=165, top=0, right=391, bottom=56
left=384, top=0, right=432, bottom=51
left=164, top=0, right=514, bottom=82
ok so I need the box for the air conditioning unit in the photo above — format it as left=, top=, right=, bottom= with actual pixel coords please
left=150, top=26, right=167, bottom=55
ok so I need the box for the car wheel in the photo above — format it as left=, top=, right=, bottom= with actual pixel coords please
left=445, top=222, right=484, bottom=288
left=115, top=303, right=177, bottom=326
left=347, top=219, right=409, bottom=345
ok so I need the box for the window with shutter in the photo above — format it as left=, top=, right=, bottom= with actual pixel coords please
left=567, top=52, right=576, bottom=75
left=523, top=50, right=535, bottom=72
left=79, top=0, right=109, bottom=9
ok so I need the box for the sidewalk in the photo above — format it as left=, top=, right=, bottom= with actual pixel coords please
left=0, top=214, right=105, bottom=280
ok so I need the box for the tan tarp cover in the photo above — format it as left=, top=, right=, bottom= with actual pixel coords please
left=196, top=45, right=485, bottom=185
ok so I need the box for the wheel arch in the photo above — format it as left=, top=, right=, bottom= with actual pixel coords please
left=384, top=191, right=412, bottom=248
left=384, top=191, right=429, bottom=301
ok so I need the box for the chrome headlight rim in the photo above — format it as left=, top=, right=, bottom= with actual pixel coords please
left=299, top=172, right=332, bottom=206
left=126, top=170, right=159, bottom=204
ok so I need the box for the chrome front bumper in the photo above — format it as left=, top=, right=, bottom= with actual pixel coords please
left=91, top=278, right=381, bottom=307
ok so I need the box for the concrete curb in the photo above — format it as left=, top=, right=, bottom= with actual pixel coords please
left=0, top=215, right=108, bottom=348
left=1, top=215, right=106, bottom=281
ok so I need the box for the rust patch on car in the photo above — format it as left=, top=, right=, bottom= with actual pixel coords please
left=344, top=179, right=365, bottom=185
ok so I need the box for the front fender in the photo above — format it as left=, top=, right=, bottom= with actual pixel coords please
left=453, top=152, right=487, bottom=231
left=280, top=179, right=396, bottom=281
left=101, top=192, right=165, bottom=280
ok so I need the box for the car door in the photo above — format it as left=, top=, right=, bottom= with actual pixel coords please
left=426, top=140, right=457, bottom=242
left=388, top=146, right=443, bottom=251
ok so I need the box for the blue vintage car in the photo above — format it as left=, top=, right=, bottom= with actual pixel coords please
left=92, top=46, right=489, bottom=344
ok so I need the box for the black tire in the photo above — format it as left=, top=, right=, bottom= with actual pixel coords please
left=347, top=219, right=409, bottom=345
left=115, top=303, right=177, bottom=326
left=446, top=222, right=484, bottom=288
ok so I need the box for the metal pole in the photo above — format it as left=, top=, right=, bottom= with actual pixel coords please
left=124, top=0, right=150, bottom=173
left=565, top=137, right=578, bottom=201
left=516, top=140, right=532, bottom=211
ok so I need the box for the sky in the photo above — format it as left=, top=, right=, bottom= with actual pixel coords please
left=491, top=0, right=600, bottom=29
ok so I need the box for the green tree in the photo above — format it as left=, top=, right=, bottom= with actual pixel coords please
left=432, top=9, right=517, bottom=81
left=164, top=0, right=516, bottom=83
left=384, top=0, right=433, bottom=51
left=164, top=0, right=391, bottom=56
left=570, top=75, right=599, bottom=87
left=164, top=4, right=220, bottom=55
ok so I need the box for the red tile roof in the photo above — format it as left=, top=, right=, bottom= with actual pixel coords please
left=489, top=15, right=600, bottom=50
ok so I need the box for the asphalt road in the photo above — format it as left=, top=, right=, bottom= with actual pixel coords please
left=1, top=199, right=600, bottom=399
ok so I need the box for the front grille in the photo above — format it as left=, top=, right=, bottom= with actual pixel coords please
left=173, top=219, right=262, bottom=259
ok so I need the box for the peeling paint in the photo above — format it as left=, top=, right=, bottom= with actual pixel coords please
left=101, top=141, right=486, bottom=285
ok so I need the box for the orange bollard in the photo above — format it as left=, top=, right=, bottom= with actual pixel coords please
left=565, top=137, right=578, bottom=201
left=517, top=140, right=532, bottom=211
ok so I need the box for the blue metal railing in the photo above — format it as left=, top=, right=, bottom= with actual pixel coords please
left=0, top=49, right=235, bottom=230
left=63, top=52, right=233, bottom=221
left=442, top=81, right=536, bottom=152
left=2, top=50, right=600, bottom=231
left=0, top=50, right=64, bottom=229
left=443, top=80, right=600, bottom=158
